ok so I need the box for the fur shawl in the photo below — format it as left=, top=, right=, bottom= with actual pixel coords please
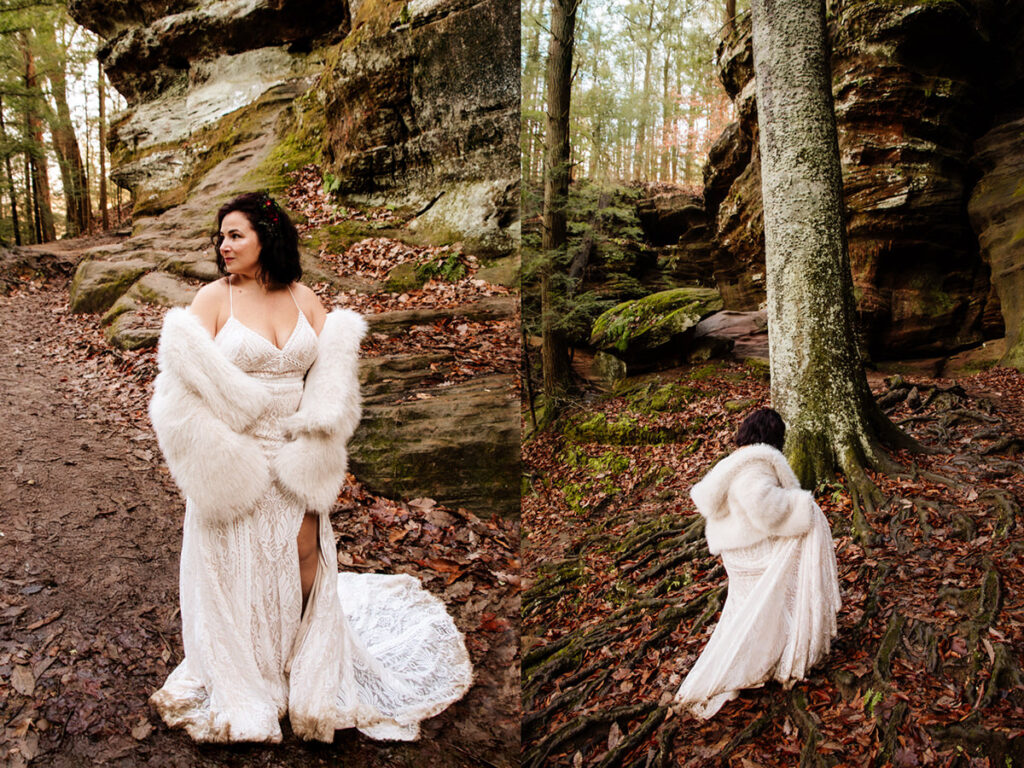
left=149, top=306, right=367, bottom=526
left=690, top=443, right=816, bottom=554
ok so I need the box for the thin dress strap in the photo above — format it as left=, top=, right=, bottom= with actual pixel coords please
left=228, top=275, right=235, bottom=318
left=286, top=283, right=301, bottom=310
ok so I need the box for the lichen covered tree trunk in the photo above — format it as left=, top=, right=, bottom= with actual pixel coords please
left=540, top=0, right=578, bottom=419
left=749, top=0, right=915, bottom=493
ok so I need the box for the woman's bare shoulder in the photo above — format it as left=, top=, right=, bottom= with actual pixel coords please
left=189, top=278, right=229, bottom=335
left=292, top=281, right=328, bottom=333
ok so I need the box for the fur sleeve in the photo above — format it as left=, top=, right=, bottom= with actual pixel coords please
left=271, top=309, right=367, bottom=513
left=728, top=464, right=815, bottom=539
left=149, top=371, right=272, bottom=525
left=158, top=308, right=271, bottom=433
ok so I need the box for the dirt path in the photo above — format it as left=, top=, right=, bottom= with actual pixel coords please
left=0, top=279, right=518, bottom=767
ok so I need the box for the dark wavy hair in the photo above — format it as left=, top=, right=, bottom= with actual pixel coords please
left=735, top=407, right=786, bottom=451
left=212, top=191, right=301, bottom=289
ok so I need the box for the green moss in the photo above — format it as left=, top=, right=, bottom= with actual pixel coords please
left=724, top=398, right=757, bottom=414
left=621, top=382, right=709, bottom=413
left=243, top=88, right=326, bottom=194
left=742, top=357, right=771, bottom=382
left=563, top=412, right=693, bottom=445
left=590, top=287, right=723, bottom=354
left=560, top=445, right=630, bottom=481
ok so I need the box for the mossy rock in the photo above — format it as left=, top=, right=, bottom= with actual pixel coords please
left=128, top=271, right=199, bottom=308
left=384, top=261, right=425, bottom=292
left=69, top=259, right=153, bottom=314
left=724, top=398, right=758, bottom=414
left=593, top=350, right=627, bottom=385
left=563, top=411, right=698, bottom=446
left=621, top=382, right=709, bottom=413
left=476, top=255, right=519, bottom=288
left=590, top=287, right=723, bottom=357
left=101, top=294, right=140, bottom=327
left=104, top=311, right=160, bottom=351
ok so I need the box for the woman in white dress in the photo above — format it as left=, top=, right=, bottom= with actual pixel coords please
left=673, top=408, right=841, bottom=719
left=148, top=192, right=473, bottom=743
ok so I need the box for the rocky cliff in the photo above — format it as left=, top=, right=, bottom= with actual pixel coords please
left=68, top=0, right=518, bottom=253
left=700, top=0, right=1024, bottom=364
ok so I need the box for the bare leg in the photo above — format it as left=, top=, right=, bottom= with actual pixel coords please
left=296, top=512, right=319, bottom=614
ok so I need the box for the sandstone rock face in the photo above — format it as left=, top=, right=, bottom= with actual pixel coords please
left=635, top=186, right=716, bottom=288
left=319, top=0, right=519, bottom=255
left=351, top=364, right=520, bottom=517
left=702, top=3, right=1011, bottom=357
left=70, top=0, right=517, bottom=254
left=967, top=4, right=1024, bottom=370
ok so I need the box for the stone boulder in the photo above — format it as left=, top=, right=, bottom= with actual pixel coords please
left=69, top=259, right=153, bottom=313
left=590, top=287, right=723, bottom=365
left=693, top=310, right=768, bottom=361
left=350, top=364, right=519, bottom=517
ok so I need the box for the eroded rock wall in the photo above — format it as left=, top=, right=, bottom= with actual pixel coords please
left=703, top=0, right=1020, bottom=359
left=69, top=0, right=518, bottom=254
left=319, top=0, right=520, bottom=254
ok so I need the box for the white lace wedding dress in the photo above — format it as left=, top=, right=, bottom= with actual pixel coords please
left=674, top=504, right=841, bottom=719
left=150, top=287, right=473, bottom=743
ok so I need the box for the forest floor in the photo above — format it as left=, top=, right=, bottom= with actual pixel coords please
left=0, top=180, right=520, bottom=765
left=522, top=357, right=1024, bottom=767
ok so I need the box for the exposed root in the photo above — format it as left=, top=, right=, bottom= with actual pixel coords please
left=872, top=613, right=906, bottom=682
left=594, top=706, right=668, bottom=768
left=521, top=702, right=657, bottom=768
left=788, top=689, right=828, bottom=768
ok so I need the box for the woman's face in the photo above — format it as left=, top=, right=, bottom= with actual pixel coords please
left=219, top=211, right=262, bottom=279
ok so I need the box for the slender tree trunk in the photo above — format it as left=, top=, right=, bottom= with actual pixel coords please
left=23, top=153, right=35, bottom=244
left=541, top=0, right=578, bottom=415
left=0, top=96, right=21, bottom=246
left=21, top=33, right=55, bottom=242
left=749, top=0, right=915, bottom=494
left=660, top=52, right=671, bottom=181
left=725, top=0, right=736, bottom=37
left=634, top=4, right=655, bottom=181
left=99, top=63, right=108, bottom=230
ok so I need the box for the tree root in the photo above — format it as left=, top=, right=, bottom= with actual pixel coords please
left=872, top=613, right=905, bottom=682
left=788, top=689, right=828, bottom=768
left=594, top=706, right=668, bottom=768
left=521, top=701, right=657, bottom=768
left=981, top=490, right=1019, bottom=539
left=877, top=699, right=908, bottom=765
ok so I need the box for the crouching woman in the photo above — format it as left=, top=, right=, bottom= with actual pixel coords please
left=673, top=408, right=842, bottom=719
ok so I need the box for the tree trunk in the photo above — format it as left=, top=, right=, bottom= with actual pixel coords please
left=725, top=0, right=736, bottom=37
left=23, top=152, right=35, bottom=244
left=21, top=33, right=55, bottom=242
left=660, top=51, right=671, bottom=181
left=749, top=0, right=915, bottom=494
left=634, top=4, right=655, bottom=181
left=99, top=62, right=108, bottom=230
left=0, top=96, right=21, bottom=246
left=540, top=0, right=578, bottom=415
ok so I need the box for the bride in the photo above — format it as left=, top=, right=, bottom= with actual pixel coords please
left=148, top=191, right=473, bottom=742
left=673, top=408, right=841, bottom=719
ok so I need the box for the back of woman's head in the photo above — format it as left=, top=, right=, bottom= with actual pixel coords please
left=735, top=408, right=785, bottom=451
left=213, top=191, right=301, bottom=288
